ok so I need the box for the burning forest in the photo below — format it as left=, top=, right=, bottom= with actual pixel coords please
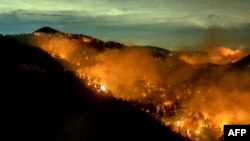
left=7, top=27, right=250, bottom=141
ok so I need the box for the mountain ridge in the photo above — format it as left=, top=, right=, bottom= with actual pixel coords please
left=34, top=26, right=60, bottom=33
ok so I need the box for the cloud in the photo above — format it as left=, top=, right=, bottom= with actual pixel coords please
left=1, top=0, right=250, bottom=28
left=0, top=0, right=250, bottom=48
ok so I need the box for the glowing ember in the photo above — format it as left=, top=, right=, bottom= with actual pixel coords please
left=100, top=85, right=106, bottom=92
left=59, top=53, right=66, bottom=59
left=177, top=121, right=181, bottom=126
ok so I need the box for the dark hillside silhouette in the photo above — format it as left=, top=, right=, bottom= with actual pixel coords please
left=35, top=26, right=60, bottom=33
left=233, top=54, right=250, bottom=69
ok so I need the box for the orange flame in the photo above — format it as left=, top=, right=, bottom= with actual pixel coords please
left=29, top=32, right=250, bottom=141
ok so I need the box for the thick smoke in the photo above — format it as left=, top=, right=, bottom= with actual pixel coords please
left=179, top=46, right=244, bottom=64
left=30, top=29, right=250, bottom=140
left=179, top=27, right=248, bottom=65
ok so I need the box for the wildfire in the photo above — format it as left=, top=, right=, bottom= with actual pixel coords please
left=179, top=46, right=244, bottom=65
left=217, top=47, right=241, bottom=57
left=30, top=32, right=250, bottom=141
left=177, top=121, right=181, bottom=126
left=82, top=37, right=92, bottom=43
left=180, top=54, right=196, bottom=65
left=59, top=53, right=66, bottom=59
left=100, top=85, right=106, bottom=92
left=195, top=130, right=200, bottom=135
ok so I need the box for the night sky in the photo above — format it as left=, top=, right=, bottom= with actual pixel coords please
left=1, top=0, right=250, bottom=49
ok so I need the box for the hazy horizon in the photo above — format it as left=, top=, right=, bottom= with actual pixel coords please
left=1, top=0, right=250, bottom=49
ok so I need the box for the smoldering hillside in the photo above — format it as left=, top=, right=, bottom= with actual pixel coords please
left=7, top=27, right=250, bottom=141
